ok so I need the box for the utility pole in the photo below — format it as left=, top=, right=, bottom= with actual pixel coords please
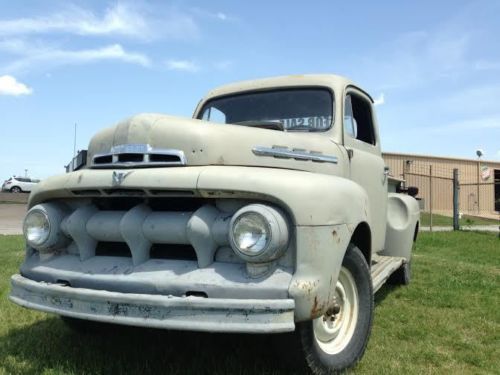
left=453, top=169, right=459, bottom=231
left=476, top=150, right=482, bottom=214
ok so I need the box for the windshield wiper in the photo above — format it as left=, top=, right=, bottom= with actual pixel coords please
left=232, top=120, right=284, bottom=131
left=285, top=126, right=325, bottom=132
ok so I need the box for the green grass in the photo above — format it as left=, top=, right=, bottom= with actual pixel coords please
left=1, top=232, right=499, bottom=374
left=420, top=212, right=499, bottom=227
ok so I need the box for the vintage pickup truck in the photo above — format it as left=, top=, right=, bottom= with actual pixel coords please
left=10, top=74, right=419, bottom=374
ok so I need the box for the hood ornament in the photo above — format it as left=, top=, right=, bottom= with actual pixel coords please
left=112, top=171, right=132, bottom=186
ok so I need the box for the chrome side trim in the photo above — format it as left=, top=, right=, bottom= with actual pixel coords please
left=252, top=146, right=338, bottom=164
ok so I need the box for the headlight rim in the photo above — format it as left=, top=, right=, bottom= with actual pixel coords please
left=230, top=210, right=272, bottom=257
left=23, top=208, right=51, bottom=248
left=229, top=203, right=289, bottom=263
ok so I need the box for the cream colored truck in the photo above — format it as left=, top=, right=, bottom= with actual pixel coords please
left=10, top=74, right=419, bottom=374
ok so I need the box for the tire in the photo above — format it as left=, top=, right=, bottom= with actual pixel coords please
left=388, top=258, right=411, bottom=285
left=60, top=316, right=113, bottom=333
left=292, top=245, right=374, bottom=374
left=10, top=186, right=21, bottom=193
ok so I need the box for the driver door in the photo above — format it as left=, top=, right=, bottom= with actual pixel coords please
left=343, top=89, right=387, bottom=253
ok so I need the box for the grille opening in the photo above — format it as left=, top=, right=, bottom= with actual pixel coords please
left=149, top=154, right=181, bottom=163
left=185, top=291, right=208, bottom=298
left=103, top=189, right=146, bottom=196
left=150, top=244, right=197, bottom=261
left=72, top=189, right=102, bottom=196
left=95, top=242, right=132, bottom=257
left=93, top=197, right=144, bottom=211
left=56, top=279, right=71, bottom=286
left=118, top=153, right=144, bottom=162
left=94, top=155, right=113, bottom=164
left=92, top=197, right=212, bottom=212
left=149, top=189, right=195, bottom=196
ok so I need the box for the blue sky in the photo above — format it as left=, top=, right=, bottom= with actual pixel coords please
left=1, top=0, right=499, bottom=179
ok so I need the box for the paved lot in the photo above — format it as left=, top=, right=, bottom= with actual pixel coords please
left=0, top=204, right=26, bottom=235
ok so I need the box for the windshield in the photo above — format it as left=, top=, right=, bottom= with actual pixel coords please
left=198, top=88, right=334, bottom=131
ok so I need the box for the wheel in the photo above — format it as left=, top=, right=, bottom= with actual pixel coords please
left=10, top=186, right=21, bottom=193
left=294, top=245, right=374, bottom=374
left=60, top=316, right=112, bottom=333
left=388, top=258, right=411, bottom=285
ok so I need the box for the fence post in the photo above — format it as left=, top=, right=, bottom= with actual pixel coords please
left=429, top=165, right=433, bottom=232
left=453, top=168, right=459, bottom=231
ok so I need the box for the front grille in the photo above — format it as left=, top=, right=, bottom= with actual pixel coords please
left=92, top=197, right=210, bottom=211
left=95, top=242, right=197, bottom=261
left=96, top=242, right=131, bottom=257
left=61, top=200, right=231, bottom=268
left=150, top=244, right=198, bottom=261
left=91, top=143, right=187, bottom=168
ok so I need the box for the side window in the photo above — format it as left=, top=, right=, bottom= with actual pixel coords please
left=201, top=106, right=226, bottom=124
left=344, top=95, right=357, bottom=138
left=344, top=93, right=376, bottom=145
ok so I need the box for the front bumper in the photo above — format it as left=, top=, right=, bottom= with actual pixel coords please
left=10, top=274, right=295, bottom=333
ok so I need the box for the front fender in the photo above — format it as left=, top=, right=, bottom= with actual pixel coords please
left=198, top=166, right=371, bottom=320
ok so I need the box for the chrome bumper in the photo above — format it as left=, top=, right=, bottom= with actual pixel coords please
left=10, top=274, right=295, bottom=333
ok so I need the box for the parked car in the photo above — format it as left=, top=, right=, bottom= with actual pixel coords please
left=10, top=74, right=419, bottom=374
left=2, top=176, right=40, bottom=193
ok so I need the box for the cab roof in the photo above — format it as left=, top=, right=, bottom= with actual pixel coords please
left=201, top=74, right=373, bottom=103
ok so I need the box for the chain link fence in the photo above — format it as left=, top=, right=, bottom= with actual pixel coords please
left=386, top=158, right=500, bottom=230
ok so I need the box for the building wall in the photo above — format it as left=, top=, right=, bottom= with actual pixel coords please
left=382, top=152, right=500, bottom=215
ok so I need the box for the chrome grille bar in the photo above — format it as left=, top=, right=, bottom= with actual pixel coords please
left=91, top=144, right=187, bottom=168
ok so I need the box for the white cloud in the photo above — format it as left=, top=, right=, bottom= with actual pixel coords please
left=2, top=43, right=151, bottom=73
left=0, top=75, right=32, bottom=96
left=216, top=12, right=228, bottom=21
left=166, top=59, right=200, bottom=72
left=373, top=93, right=385, bottom=106
left=189, top=8, right=233, bottom=22
left=0, top=3, right=199, bottom=41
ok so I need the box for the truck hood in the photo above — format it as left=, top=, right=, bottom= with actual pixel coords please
left=87, top=113, right=344, bottom=175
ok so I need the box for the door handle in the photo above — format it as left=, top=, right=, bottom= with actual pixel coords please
left=383, top=166, right=390, bottom=184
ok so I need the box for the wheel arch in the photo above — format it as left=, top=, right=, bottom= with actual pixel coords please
left=349, top=222, right=372, bottom=267
left=413, top=221, right=419, bottom=242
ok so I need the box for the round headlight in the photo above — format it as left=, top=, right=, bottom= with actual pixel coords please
left=229, top=204, right=289, bottom=262
left=23, top=209, right=50, bottom=247
left=232, top=212, right=271, bottom=256
left=23, top=203, right=70, bottom=252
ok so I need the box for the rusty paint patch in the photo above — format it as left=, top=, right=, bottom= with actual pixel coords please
left=332, top=229, right=341, bottom=244
left=310, top=296, right=326, bottom=318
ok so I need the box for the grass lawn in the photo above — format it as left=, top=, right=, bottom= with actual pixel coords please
left=1, top=232, right=499, bottom=374
left=420, top=212, right=499, bottom=227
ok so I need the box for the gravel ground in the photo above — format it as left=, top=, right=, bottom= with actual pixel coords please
left=0, top=204, right=26, bottom=235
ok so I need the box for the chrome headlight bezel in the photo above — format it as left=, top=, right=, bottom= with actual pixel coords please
left=229, top=204, right=289, bottom=263
left=23, top=203, right=70, bottom=253
left=23, top=209, right=51, bottom=248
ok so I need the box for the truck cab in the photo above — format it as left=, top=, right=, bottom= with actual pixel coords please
left=10, top=74, right=419, bottom=374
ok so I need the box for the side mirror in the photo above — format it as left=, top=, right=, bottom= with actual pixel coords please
left=407, top=186, right=419, bottom=197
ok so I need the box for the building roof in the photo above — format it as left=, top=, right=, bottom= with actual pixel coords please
left=383, top=151, right=500, bottom=166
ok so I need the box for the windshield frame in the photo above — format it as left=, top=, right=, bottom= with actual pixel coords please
left=196, top=86, right=336, bottom=133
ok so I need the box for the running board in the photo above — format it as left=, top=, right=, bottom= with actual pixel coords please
left=371, top=255, right=405, bottom=293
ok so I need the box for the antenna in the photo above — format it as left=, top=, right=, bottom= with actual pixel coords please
left=73, top=123, right=77, bottom=157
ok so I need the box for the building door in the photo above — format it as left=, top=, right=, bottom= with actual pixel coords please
left=495, top=169, right=500, bottom=212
